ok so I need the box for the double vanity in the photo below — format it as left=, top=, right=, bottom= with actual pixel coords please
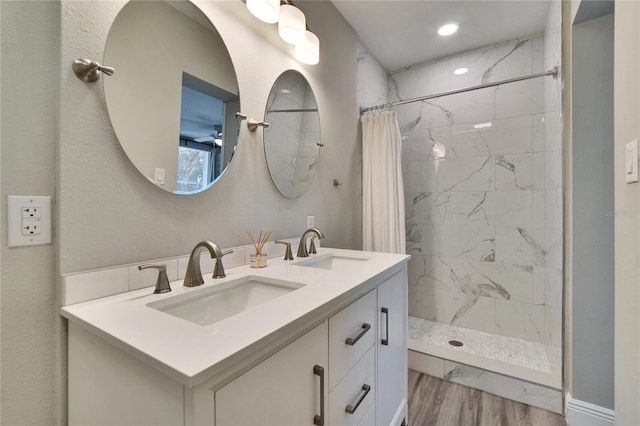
left=62, top=248, right=409, bottom=426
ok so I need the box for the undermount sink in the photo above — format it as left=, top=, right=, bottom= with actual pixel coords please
left=147, top=276, right=304, bottom=326
left=294, top=252, right=371, bottom=270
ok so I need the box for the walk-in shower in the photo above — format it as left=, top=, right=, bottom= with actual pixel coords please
left=358, top=1, right=563, bottom=413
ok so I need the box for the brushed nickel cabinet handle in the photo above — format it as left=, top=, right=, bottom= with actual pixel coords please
left=345, top=323, right=371, bottom=346
left=313, top=365, right=325, bottom=426
left=345, top=384, right=371, bottom=414
left=381, top=308, right=389, bottom=346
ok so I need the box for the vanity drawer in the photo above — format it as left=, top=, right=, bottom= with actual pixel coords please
left=329, top=346, right=375, bottom=426
left=329, top=290, right=376, bottom=389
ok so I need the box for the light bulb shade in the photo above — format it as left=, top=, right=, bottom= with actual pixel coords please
left=278, top=4, right=306, bottom=45
left=295, top=30, right=320, bottom=65
left=246, top=0, right=279, bottom=24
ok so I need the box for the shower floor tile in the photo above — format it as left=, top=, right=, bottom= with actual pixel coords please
left=408, top=316, right=552, bottom=373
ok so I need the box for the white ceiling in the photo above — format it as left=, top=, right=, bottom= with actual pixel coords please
left=331, top=0, right=551, bottom=72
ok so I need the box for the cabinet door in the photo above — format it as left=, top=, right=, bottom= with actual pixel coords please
left=376, top=271, right=408, bottom=426
left=215, top=321, right=328, bottom=426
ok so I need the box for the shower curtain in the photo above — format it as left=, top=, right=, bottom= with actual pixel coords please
left=362, top=110, right=406, bottom=254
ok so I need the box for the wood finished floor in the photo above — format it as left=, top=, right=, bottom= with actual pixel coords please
left=407, top=370, right=567, bottom=426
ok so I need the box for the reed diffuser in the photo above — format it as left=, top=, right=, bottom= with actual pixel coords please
left=247, top=230, right=271, bottom=268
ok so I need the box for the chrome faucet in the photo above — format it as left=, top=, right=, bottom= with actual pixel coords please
left=296, top=228, right=325, bottom=258
left=184, top=241, right=233, bottom=287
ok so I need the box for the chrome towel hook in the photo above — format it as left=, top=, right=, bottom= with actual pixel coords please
left=72, top=58, right=115, bottom=83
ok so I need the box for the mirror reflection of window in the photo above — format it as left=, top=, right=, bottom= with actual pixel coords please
left=177, top=72, right=239, bottom=194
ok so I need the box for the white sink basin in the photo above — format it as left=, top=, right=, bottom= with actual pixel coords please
left=147, top=276, right=304, bottom=326
left=294, top=253, right=371, bottom=270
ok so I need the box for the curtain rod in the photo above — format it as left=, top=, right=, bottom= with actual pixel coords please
left=360, top=66, right=558, bottom=115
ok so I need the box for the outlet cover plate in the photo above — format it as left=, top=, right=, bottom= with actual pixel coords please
left=7, top=195, right=52, bottom=247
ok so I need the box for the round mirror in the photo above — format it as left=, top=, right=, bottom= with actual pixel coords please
left=104, top=0, right=240, bottom=195
left=264, top=70, right=321, bottom=199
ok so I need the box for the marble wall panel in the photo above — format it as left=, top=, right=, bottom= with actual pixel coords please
left=533, top=113, right=546, bottom=152
left=449, top=259, right=534, bottom=303
left=436, top=156, right=494, bottom=192
left=421, top=224, right=495, bottom=261
left=389, top=34, right=561, bottom=348
left=450, top=115, right=533, bottom=158
left=495, top=299, right=545, bottom=343
left=401, top=126, right=450, bottom=161
left=532, top=36, right=545, bottom=74
left=449, top=38, right=534, bottom=88
left=533, top=266, right=546, bottom=305
left=356, top=41, right=388, bottom=110
left=533, top=190, right=546, bottom=229
left=388, top=58, right=450, bottom=101
left=495, top=226, right=546, bottom=266
left=402, top=161, right=421, bottom=193
left=420, top=286, right=498, bottom=334
left=433, top=87, right=496, bottom=126
left=545, top=304, right=562, bottom=349
left=495, top=78, right=545, bottom=119
left=484, top=191, right=533, bottom=227
left=495, top=154, right=534, bottom=190
left=421, top=161, right=439, bottom=192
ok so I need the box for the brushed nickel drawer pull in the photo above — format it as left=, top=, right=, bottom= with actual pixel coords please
left=381, top=307, right=389, bottom=346
left=345, top=384, right=371, bottom=414
left=345, top=323, right=371, bottom=346
left=313, top=365, right=325, bottom=426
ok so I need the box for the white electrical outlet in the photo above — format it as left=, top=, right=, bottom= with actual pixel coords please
left=307, top=216, right=315, bottom=228
left=8, top=195, right=52, bottom=247
left=22, top=221, right=41, bottom=236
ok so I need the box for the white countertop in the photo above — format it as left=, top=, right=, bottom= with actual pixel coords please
left=61, top=248, right=409, bottom=387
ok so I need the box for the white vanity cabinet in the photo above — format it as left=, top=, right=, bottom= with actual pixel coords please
left=215, top=322, right=329, bottom=426
left=64, top=252, right=409, bottom=426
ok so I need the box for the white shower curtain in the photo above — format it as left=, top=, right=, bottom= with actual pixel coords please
left=362, top=110, right=406, bottom=254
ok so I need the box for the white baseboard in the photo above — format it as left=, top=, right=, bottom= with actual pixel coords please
left=566, top=392, right=615, bottom=426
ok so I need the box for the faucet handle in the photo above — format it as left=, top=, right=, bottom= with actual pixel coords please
left=212, top=249, right=233, bottom=279
left=275, top=240, right=294, bottom=261
left=138, top=264, right=171, bottom=294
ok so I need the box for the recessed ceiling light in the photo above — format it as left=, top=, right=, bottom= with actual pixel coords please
left=454, top=67, right=468, bottom=75
left=438, top=23, right=458, bottom=36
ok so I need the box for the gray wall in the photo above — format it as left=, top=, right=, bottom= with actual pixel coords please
left=58, top=0, right=361, bottom=275
left=1, top=0, right=361, bottom=423
left=571, top=12, right=614, bottom=409
left=0, top=1, right=60, bottom=424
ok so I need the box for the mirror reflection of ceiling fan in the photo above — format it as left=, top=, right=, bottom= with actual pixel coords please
left=180, top=131, right=223, bottom=146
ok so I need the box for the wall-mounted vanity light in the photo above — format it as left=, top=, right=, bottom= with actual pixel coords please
left=246, top=0, right=280, bottom=23
left=243, top=0, right=319, bottom=65
left=72, top=58, right=115, bottom=83
left=279, top=4, right=306, bottom=45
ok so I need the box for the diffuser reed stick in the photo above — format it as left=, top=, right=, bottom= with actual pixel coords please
left=247, top=230, right=271, bottom=255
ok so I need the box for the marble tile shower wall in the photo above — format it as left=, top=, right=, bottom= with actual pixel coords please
left=392, top=35, right=562, bottom=346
